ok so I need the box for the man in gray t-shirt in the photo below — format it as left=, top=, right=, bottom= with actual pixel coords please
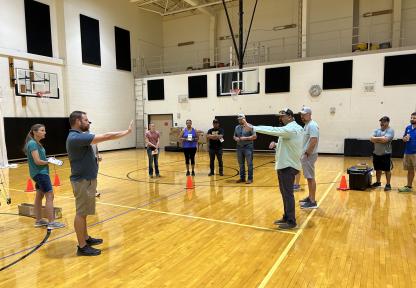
left=299, top=107, right=319, bottom=209
left=370, top=116, right=394, bottom=191
left=233, top=113, right=257, bottom=184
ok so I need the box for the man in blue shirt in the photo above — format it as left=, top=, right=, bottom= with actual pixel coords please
left=399, top=112, right=416, bottom=192
left=234, top=113, right=257, bottom=184
left=242, top=108, right=303, bottom=229
left=67, top=111, right=133, bottom=256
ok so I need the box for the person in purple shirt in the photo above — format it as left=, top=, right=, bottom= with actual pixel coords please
left=179, top=119, right=199, bottom=176
left=399, top=112, right=416, bottom=192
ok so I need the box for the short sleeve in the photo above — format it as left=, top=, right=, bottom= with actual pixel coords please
left=309, top=123, right=319, bottom=138
left=27, top=141, right=38, bottom=153
left=385, top=129, right=394, bottom=140
left=71, top=133, right=94, bottom=147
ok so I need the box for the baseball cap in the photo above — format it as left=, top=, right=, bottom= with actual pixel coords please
left=277, top=108, right=294, bottom=117
left=237, top=113, right=245, bottom=119
left=379, top=116, right=390, bottom=122
left=300, top=107, right=312, bottom=114
left=213, top=119, right=219, bottom=123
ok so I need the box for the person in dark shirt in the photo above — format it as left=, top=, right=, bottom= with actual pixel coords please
left=66, top=111, right=132, bottom=256
left=207, top=119, right=225, bottom=176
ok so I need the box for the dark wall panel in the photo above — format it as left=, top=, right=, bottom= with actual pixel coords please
left=188, top=75, right=207, bottom=98
left=265, top=66, right=290, bottom=93
left=80, top=14, right=101, bottom=66
left=147, top=79, right=164, bottom=100
left=323, top=60, right=353, bottom=89
left=24, top=0, right=53, bottom=57
left=115, top=26, right=131, bottom=71
left=384, top=54, right=416, bottom=86
left=4, top=118, right=70, bottom=160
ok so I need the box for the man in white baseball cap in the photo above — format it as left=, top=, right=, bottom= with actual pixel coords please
left=299, top=106, right=319, bottom=209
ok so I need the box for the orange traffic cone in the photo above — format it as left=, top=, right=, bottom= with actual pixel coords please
left=185, top=176, right=194, bottom=189
left=25, top=178, right=35, bottom=192
left=337, top=175, right=349, bottom=191
left=53, top=173, right=61, bottom=186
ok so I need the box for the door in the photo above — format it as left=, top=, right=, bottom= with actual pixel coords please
left=148, top=114, right=173, bottom=149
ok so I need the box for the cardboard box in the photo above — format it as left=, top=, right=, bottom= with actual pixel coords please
left=18, top=203, right=62, bottom=219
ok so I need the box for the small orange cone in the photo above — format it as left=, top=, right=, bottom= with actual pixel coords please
left=53, top=173, right=61, bottom=186
left=25, top=178, right=35, bottom=192
left=185, top=176, right=194, bottom=189
left=337, top=175, right=349, bottom=191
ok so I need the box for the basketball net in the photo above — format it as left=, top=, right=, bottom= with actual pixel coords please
left=230, top=88, right=241, bottom=101
left=36, top=91, right=51, bottom=104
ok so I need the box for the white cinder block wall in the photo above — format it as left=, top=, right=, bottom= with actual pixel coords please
left=0, top=0, right=163, bottom=161
left=141, top=48, right=416, bottom=154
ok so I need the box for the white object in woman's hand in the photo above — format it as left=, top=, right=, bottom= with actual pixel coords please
left=47, top=157, right=63, bottom=166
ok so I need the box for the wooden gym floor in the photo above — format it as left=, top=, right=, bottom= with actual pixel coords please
left=0, top=149, right=415, bottom=287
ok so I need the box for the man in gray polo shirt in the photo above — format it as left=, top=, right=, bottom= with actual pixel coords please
left=67, top=111, right=132, bottom=256
left=370, top=116, right=394, bottom=191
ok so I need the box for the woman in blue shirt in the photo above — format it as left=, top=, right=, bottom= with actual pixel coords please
left=24, top=124, right=64, bottom=230
left=179, top=119, right=199, bottom=176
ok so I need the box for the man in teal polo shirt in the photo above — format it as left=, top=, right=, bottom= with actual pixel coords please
left=242, top=108, right=303, bottom=229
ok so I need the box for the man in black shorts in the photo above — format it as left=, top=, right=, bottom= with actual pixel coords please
left=370, top=116, right=394, bottom=191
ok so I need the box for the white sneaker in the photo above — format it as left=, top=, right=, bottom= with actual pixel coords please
left=34, top=219, right=48, bottom=227
left=47, top=222, right=65, bottom=230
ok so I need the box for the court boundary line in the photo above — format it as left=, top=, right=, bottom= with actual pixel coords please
left=257, top=172, right=342, bottom=288
left=43, top=195, right=296, bottom=235
left=94, top=201, right=297, bottom=235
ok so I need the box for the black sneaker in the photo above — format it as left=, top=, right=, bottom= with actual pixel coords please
left=219, top=172, right=224, bottom=176
left=278, top=222, right=296, bottom=230
left=301, top=201, right=318, bottom=209
left=186, top=171, right=190, bottom=176
left=299, top=197, right=310, bottom=203
left=371, top=182, right=381, bottom=188
left=208, top=172, right=214, bottom=176
left=274, top=218, right=287, bottom=225
left=86, top=236, right=103, bottom=246
left=191, top=171, right=195, bottom=176
left=384, top=184, right=392, bottom=191
left=77, top=245, right=101, bottom=256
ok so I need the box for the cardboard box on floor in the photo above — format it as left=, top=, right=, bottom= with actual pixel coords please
left=18, top=203, right=62, bottom=219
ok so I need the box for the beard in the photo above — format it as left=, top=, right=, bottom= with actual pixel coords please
left=411, top=120, right=416, bottom=125
left=80, top=123, right=90, bottom=132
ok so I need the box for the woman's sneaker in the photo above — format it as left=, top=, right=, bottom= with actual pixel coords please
left=34, top=219, right=48, bottom=227
left=47, top=222, right=65, bottom=230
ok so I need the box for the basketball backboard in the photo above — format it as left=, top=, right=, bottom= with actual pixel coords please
left=218, top=68, right=259, bottom=96
left=14, top=68, right=59, bottom=99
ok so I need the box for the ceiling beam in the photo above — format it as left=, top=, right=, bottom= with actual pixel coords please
left=162, top=0, right=234, bottom=16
